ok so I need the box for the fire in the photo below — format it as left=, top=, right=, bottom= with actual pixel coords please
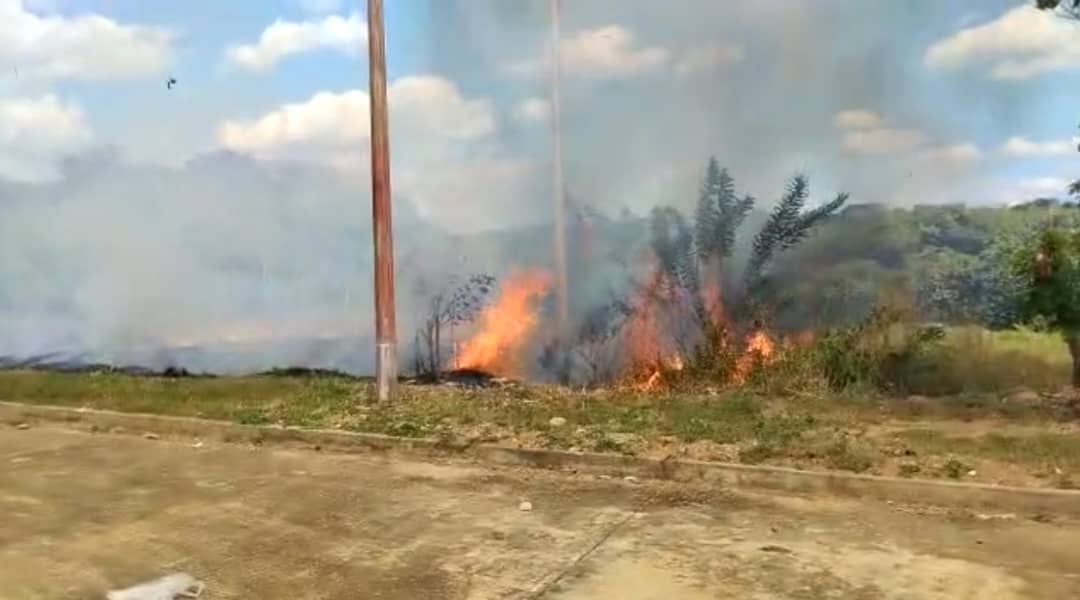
left=637, top=354, right=685, bottom=391
left=454, top=269, right=552, bottom=377
left=621, top=263, right=702, bottom=390
left=733, top=327, right=776, bottom=383
left=623, top=268, right=680, bottom=388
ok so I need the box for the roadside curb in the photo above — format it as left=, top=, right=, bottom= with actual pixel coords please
left=3, top=400, right=1079, bottom=517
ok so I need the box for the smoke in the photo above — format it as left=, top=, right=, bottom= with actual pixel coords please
left=0, top=0, right=1057, bottom=375
left=0, top=148, right=453, bottom=373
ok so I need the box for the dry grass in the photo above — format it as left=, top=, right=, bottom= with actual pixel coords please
left=906, top=326, right=1072, bottom=394
left=1, top=368, right=1078, bottom=488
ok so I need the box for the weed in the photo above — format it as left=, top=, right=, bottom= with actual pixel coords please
left=942, top=458, right=971, bottom=479
left=898, top=462, right=921, bottom=477
left=233, top=407, right=271, bottom=425
left=1, top=370, right=1075, bottom=488
left=822, top=437, right=874, bottom=473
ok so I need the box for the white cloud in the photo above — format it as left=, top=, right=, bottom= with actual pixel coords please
left=992, top=176, right=1071, bottom=205
left=0, top=0, right=173, bottom=81
left=0, top=94, right=91, bottom=181
left=218, top=76, right=496, bottom=159
left=504, top=25, right=668, bottom=80
left=1000, top=136, right=1077, bottom=157
left=833, top=109, right=979, bottom=164
left=833, top=109, right=885, bottom=130
left=218, top=76, right=536, bottom=232
left=918, top=142, right=982, bottom=164
left=842, top=128, right=927, bottom=155
left=225, top=12, right=366, bottom=72
left=925, top=5, right=1080, bottom=80
left=1018, top=176, right=1069, bottom=196
left=514, top=97, right=551, bottom=124
left=674, top=41, right=745, bottom=75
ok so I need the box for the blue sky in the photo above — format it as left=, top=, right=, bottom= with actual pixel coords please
left=3, top=0, right=1080, bottom=219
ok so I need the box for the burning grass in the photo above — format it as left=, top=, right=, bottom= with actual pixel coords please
left=2, top=367, right=1079, bottom=489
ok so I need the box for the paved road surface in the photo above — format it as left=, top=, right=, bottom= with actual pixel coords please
left=1, top=426, right=1078, bottom=599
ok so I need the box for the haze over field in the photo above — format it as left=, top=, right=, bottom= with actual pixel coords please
left=0, top=0, right=1078, bottom=373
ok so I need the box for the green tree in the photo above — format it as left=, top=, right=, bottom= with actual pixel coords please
left=694, top=157, right=753, bottom=264
left=745, top=175, right=849, bottom=292
left=1009, top=228, right=1080, bottom=386
left=647, top=162, right=849, bottom=342
left=1037, top=0, right=1080, bottom=17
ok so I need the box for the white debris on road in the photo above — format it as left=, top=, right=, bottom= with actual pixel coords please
left=106, top=573, right=204, bottom=600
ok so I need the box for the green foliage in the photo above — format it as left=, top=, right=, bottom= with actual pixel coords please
left=1037, top=0, right=1080, bottom=17
left=941, top=457, right=971, bottom=480
left=694, top=157, right=753, bottom=263
left=650, top=163, right=847, bottom=314
left=1009, top=227, right=1080, bottom=334
left=745, top=175, right=849, bottom=291
left=811, top=306, right=945, bottom=392
left=649, top=206, right=698, bottom=295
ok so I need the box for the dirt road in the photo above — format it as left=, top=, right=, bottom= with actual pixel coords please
left=1, top=426, right=1078, bottom=599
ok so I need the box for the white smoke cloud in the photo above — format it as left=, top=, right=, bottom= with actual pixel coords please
left=925, top=5, right=1080, bottom=80
left=674, top=41, right=745, bottom=76
left=0, top=0, right=173, bottom=81
left=503, top=24, right=668, bottom=80
left=514, top=97, right=552, bottom=124
left=0, top=94, right=91, bottom=181
left=225, top=12, right=367, bottom=72
left=1000, top=136, right=1077, bottom=157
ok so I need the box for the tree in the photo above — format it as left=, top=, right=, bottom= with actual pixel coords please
left=412, top=274, right=496, bottom=379
left=694, top=157, right=753, bottom=264
left=745, top=175, right=849, bottom=293
left=1009, top=227, right=1080, bottom=386
left=1037, top=0, right=1080, bottom=18
left=642, top=162, right=849, bottom=369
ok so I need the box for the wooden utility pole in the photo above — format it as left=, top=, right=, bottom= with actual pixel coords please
left=367, top=0, right=397, bottom=402
left=551, top=0, right=570, bottom=343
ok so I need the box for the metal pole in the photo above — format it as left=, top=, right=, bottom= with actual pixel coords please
left=368, top=0, right=397, bottom=402
left=550, top=0, right=569, bottom=343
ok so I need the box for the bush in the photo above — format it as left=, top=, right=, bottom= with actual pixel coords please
left=809, top=305, right=944, bottom=393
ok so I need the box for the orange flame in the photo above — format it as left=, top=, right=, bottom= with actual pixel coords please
left=623, top=265, right=693, bottom=390
left=637, top=354, right=685, bottom=391
left=733, top=328, right=776, bottom=383
left=454, top=269, right=552, bottom=377
left=623, top=269, right=671, bottom=383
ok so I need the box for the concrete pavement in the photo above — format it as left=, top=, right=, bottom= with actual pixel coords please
left=1, top=426, right=1078, bottom=599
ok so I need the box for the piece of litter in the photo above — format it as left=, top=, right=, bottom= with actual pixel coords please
left=967, top=470, right=977, bottom=477
left=107, top=573, right=204, bottom=600
left=623, top=476, right=639, bottom=484
left=15, top=423, right=30, bottom=430
left=191, top=441, right=204, bottom=449
left=519, top=500, right=533, bottom=512
left=759, top=544, right=794, bottom=554
left=144, top=433, right=160, bottom=441
left=548, top=416, right=567, bottom=427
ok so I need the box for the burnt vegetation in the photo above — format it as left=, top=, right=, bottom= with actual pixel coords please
left=402, top=146, right=1080, bottom=398
left=411, top=273, right=496, bottom=381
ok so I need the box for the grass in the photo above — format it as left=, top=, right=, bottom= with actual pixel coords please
left=902, top=326, right=1072, bottom=395
left=1, top=368, right=1078, bottom=488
